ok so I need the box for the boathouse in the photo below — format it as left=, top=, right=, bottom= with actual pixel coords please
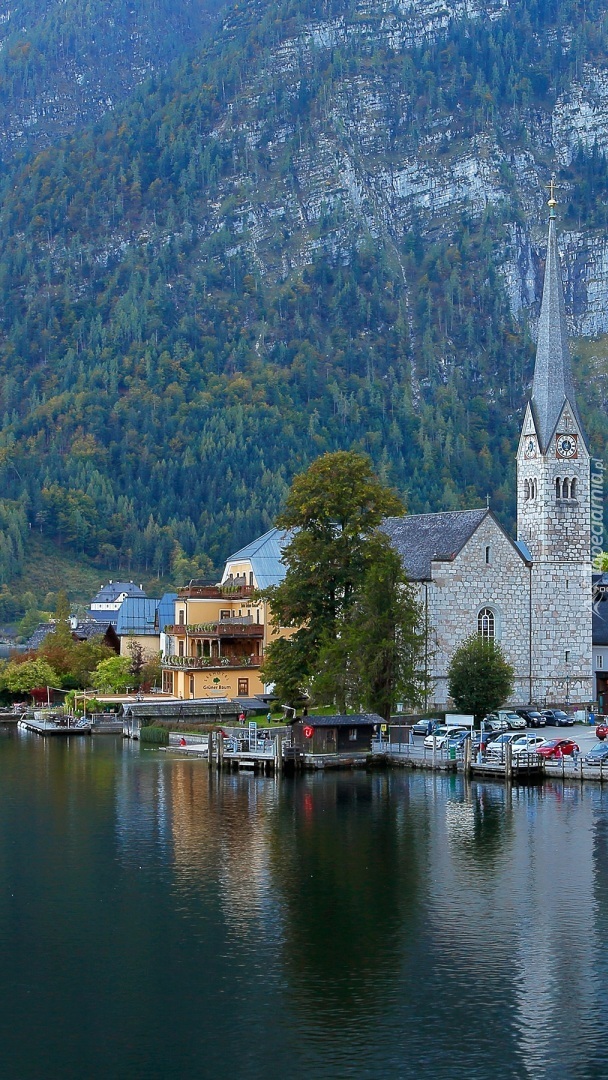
left=291, top=714, right=380, bottom=762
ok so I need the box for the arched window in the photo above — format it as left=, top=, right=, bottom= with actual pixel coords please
left=478, top=607, right=495, bottom=640
left=563, top=478, right=570, bottom=499
left=524, top=479, right=530, bottom=500
left=571, top=478, right=577, bottom=499
left=556, top=477, right=561, bottom=499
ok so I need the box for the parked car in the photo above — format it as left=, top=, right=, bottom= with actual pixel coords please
left=486, top=732, right=522, bottom=756
left=412, top=718, right=442, bottom=737
left=510, top=734, right=547, bottom=755
left=541, top=709, right=575, bottom=727
left=585, top=743, right=608, bottom=766
left=536, top=738, right=579, bottom=759
left=469, top=730, right=502, bottom=751
left=483, top=716, right=509, bottom=732
left=446, top=730, right=473, bottom=750
left=515, top=708, right=546, bottom=728
left=505, top=713, right=526, bottom=730
left=423, top=726, right=467, bottom=749
left=485, top=712, right=525, bottom=730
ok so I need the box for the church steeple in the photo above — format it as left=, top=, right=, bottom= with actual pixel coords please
left=516, top=186, right=593, bottom=707
left=530, top=182, right=586, bottom=453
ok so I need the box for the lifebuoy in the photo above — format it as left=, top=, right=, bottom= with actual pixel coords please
left=303, top=725, right=314, bottom=739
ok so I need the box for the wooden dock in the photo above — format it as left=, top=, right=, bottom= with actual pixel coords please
left=468, top=758, right=544, bottom=780
left=19, top=718, right=91, bottom=736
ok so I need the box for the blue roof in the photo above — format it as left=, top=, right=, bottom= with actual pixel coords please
left=91, top=581, right=146, bottom=605
left=116, top=597, right=160, bottom=636
left=514, top=539, right=533, bottom=564
left=157, top=592, right=178, bottom=633
left=225, top=528, right=291, bottom=590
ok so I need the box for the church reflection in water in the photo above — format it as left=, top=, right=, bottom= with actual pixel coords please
left=119, top=758, right=608, bottom=1076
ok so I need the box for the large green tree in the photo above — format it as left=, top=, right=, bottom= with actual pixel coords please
left=447, top=634, right=514, bottom=724
left=265, top=449, right=404, bottom=632
left=0, top=658, right=59, bottom=694
left=91, top=656, right=133, bottom=693
left=261, top=450, right=417, bottom=711
left=339, top=544, right=426, bottom=721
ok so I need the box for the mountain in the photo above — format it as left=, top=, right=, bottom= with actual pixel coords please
left=0, top=0, right=607, bottom=610
left=0, top=0, right=222, bottom=160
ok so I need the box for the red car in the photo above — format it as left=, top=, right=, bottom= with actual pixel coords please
left=536, top=739, right=579, bottom=759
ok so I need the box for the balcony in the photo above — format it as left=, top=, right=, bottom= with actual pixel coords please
left=165, top=621, right=264, bottom=638
left=177, top=584, right=255, bottom=599
left=162, top=654, right=263, bottom=670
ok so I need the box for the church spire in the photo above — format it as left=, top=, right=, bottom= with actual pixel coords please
left=530, top=182, right=586, bottom=452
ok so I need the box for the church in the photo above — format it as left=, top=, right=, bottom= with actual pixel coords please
left=220, top=195, right=594, bottom=712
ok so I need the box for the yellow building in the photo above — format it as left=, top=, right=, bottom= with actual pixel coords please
left=116, top=593, right=177, bottom=664
left=161, top=529, right=291, bottom=700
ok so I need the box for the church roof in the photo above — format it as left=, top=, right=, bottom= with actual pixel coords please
left=382, top=508, right=490, bottom=580
left=225, top=510, right=529, bottom=589
left=531, top=211, right=586, bottom=452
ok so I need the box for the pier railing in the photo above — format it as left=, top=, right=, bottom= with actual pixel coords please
left=371, top=737, right=546, bottom=773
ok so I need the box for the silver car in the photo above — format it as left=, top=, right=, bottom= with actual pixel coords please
left=423, top=726, right=467, bottom=749
left=486, top=732, right=521, bottom=757
left=585, top=743, right=608, bottom=766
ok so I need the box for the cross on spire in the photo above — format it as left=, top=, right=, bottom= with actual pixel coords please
left=548, top=175, right=557, bottom=218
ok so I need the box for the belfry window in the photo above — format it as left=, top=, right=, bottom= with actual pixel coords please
left=524, top=479, right=530, bottom=500
left=478, top=607, right=495, bottom=640
left=556, top=477, right=561, bottom=499
left=571, top=478, right=577, bottom=498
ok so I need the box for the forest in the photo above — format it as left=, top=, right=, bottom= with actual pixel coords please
left=0, top=0, right=606, bottom=612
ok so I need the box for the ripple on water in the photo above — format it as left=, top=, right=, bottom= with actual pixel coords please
left=2, top=740, right=608, bottom=1080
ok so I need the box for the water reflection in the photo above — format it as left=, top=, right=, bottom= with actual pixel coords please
left=270, top=772, right=421, bottom=1029
left=2, top=736, right=608, bottom=1079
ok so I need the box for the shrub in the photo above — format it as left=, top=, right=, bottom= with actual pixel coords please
left=140, top=725, right=169, bottom=745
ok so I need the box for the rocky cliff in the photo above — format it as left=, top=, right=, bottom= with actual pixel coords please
left=0, top=0, right=607, bottom=593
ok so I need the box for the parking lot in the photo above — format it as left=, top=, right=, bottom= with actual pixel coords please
left=410, top=723, right=599, bottom=752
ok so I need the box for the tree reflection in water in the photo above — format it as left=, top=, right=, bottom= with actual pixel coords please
left=270, top=772, right=422, bottom=1024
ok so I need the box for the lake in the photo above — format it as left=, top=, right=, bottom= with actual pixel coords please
left=1, top=730, right=607, bottom=1079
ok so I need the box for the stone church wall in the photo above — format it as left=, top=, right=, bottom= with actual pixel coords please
left=423, top=515, right=532, bottom=708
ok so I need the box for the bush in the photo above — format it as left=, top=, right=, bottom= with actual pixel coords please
left=140, top=725, right=169, bottom=745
